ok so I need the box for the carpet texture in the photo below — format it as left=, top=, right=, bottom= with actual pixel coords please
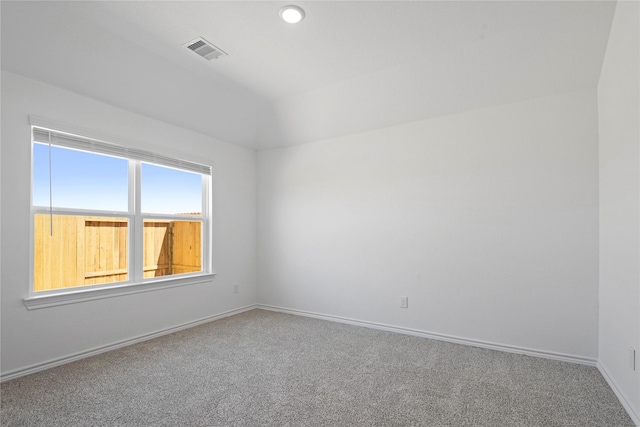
left=1, top=309, right=634, bottom=426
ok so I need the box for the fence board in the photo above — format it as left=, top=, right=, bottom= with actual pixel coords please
left=143, top=222, right=171, bottom=278
left=33, top=215, right=45, bottom=290
left=85, top=220, right=97, bottom=285
left=52, top=215, right=63, bottom=289
left=172, top=221, right=201, bottom=275
left=74, top=217, right=85, bottom=286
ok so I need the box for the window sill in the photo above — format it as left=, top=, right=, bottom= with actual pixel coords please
left=23, top=273, right=216, bottom=310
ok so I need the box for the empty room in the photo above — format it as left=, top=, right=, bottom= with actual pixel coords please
left=1, top=1, right=638, bottom=425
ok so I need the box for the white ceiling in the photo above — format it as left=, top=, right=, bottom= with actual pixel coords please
left=1, top=1, right=616, bottom=150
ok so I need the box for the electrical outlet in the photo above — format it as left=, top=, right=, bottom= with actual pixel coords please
left=630, top=347, right=636, bottom=371
left=233, top=285, right=239, bottom=294
left=400, top=296, right=408, bottom=309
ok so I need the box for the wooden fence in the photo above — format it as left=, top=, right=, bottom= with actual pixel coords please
left=34, top=215, right=201, bottom=292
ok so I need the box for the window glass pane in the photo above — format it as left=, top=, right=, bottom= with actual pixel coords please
left=34, top=214, right=129, bottom=292
left=141, top=163, right=202, bottom=215
left=143, top=220, right=202, bottom=278
left=33, top=143, right=128, bottom=211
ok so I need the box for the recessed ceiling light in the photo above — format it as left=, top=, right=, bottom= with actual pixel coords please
left=279, top=5, right=305, bottom=24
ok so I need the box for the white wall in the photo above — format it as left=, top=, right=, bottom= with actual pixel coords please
left=598, top=0, right=640, bottom=420
left=258, top=88, right=600, bottom=360
left=0, top=71, right=258, bottom=377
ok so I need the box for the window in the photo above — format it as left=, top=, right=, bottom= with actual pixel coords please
left=30, top=123, right=212, bottom=299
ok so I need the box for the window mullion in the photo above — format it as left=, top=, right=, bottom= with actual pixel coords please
left=131, top=161, right=144, bottom=282
left=202, top=174, right=212, bottom=274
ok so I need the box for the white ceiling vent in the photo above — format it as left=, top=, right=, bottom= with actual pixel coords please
left=184, top=37, right=227, bottom=60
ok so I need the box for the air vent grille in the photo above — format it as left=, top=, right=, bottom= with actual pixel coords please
left=187, top=40, right=206, bottom=51
left=184, top=37, right=227, bottom=61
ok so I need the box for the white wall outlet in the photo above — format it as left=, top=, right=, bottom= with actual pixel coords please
left=233, top=285, right=239, bottom=294
left=400, top=296, right=408, bottom=309
left=630, top=347, right=636, bottom=370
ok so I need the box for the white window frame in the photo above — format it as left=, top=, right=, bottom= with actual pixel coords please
left=24, top=117, right=214, bottom=310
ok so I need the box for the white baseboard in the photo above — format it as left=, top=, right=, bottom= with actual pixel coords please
left=1, top=304, right=257, bottom=382
left=256, top=304, right=598, bottom=366
left=598, top=362, right=640, bottom=426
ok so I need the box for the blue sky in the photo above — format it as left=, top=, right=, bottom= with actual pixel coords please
left=33, top=143, right=202, bottom=214
left=142, top=163, right=202, bottom=214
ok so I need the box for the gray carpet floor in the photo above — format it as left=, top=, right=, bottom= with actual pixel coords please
left=1, top=309, right=634, bottom=426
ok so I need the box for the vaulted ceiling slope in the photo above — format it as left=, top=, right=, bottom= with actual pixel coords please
left=1, top=1, right=616, bottom=150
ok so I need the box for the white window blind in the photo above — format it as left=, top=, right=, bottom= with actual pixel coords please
left=32, top=127, right=211, bottom=176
